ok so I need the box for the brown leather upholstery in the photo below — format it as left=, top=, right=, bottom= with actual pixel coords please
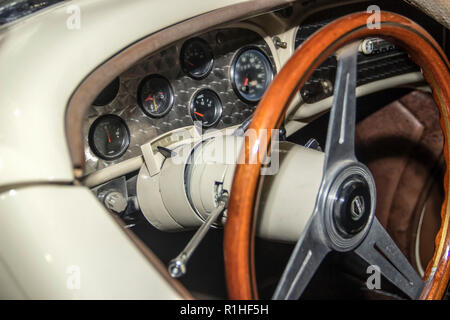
left=356, top=90, right=444, bottom=271
left=403, top=0, right=450, bottom=29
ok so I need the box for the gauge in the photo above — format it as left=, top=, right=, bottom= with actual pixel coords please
left=190, top=89, right=222, bottom=127
left=137, top=75, right=174, bottom=118
left=231, top=47, right=274, bottom=103
left=88, top=115, right=130, bottom=160
left=180, top=38, right=214, bottom=79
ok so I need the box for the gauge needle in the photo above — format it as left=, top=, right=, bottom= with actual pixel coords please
left=194, top=111, right=204, bottom=117
left=104, top=126, right=111, bottom=143
left=145, top=94, right=158, bottom=111
left=243, top=77, right=249, bottom=86
left=184, top=59, right=194, bottom=67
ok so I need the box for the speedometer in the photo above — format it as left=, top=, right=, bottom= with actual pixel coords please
left=231, top=47, right=274, bottom=103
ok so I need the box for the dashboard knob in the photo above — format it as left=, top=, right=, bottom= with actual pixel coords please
left=361, top=38, right=374, bottom=55
left=104, top=191, right=128, bottom=214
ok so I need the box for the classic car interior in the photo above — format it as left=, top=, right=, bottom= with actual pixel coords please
left=1, top=0, right=449, bottom=300
left=69, top=0, right=449, bottom=299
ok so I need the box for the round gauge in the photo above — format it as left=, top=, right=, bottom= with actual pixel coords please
left=137, top=75, right=174, bottom=118
left=231, top=47, right=274, bottom=103
left=190, top=89, right=222, bottom=127
left=88, top=115, right=130, bottom=160
left=180, top=38, right=214, bottom=79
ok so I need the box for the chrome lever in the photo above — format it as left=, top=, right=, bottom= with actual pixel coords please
left=168, top=192, right=229, bottom=278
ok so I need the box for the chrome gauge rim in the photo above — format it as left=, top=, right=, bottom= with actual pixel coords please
left=88, top=114, right=130, bottom=161
left=137, top=74, right=175, bottom=118
left=230, top=46, right=274, bottom=103
left=189, top=89, right=223, bottom=128
left=180, top=37, right=214, bottom=80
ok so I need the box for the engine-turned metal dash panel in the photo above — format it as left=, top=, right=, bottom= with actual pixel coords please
left=83, top=28, right=275, bottom=176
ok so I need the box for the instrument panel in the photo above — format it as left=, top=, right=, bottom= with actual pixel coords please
left=83, top=28, right=276, bottom=175
left=83, top=18, right=419, bottom=176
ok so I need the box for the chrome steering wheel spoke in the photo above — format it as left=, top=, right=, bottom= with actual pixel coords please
left=272, top=213, right=330, bottom=300
left=323, top=43, right=359, bottom=171
left=273, top=43, right=361, bottom=300
left=354, top=217, right=425, bottom=299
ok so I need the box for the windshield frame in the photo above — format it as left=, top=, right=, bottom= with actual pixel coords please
left=0, top=0, right=67, bottom=26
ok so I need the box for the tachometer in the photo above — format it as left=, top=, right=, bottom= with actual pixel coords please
left=137, top=75, right=174, bottom=118
left=88, top=115, right=130, bottom=160
left=190, top=89, right=222, bottom=127
left=180, top=38, right=214, bottom=79
left=231, top=47, right=274, bottom=103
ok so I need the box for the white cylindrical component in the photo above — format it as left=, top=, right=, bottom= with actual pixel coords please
left=137, top=164, right=184, bottom=231
left=137, top=134, right=325, bottom=243
left=158, top=143, right=204, bottom=228
left=187, top=135, right=244, bottom=221
left=137, top=142, right=205, bottom=231
left=256, top=143, right=324, bottom=242
left=190, top=137, right=324, bottom=243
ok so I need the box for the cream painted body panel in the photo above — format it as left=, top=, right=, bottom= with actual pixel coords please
left=0, top=0, right=250, bottom=188
left=0, top=0, right=256, bottom=299
left=0, top=185, right=181, bottom=299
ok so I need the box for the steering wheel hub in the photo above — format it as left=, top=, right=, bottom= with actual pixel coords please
left=323, top=164, right=376, bottom=251
left=333, top=174, right=372, bottom=236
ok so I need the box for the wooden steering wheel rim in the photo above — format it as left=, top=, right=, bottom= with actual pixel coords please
left=224, top=11, right=450, bottom=300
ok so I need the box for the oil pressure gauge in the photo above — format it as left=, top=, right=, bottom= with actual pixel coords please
left=231, top=47, right=274, bottom=103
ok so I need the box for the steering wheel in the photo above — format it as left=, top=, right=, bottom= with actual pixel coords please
left=224, top=11, right=450, bottom=300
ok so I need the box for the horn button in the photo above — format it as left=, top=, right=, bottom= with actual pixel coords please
left=333, top=174, right=372, bottom=237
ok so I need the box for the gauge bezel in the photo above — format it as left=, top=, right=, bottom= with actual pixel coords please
left=137, top=74, right=174, bottom=118
left=230, top=46, right=274, bottom=104
left=189, top=88, right=223, bottom=128
left=88, top=114, right=130, bottom=161
left=180, top=37, right=214, bottom=80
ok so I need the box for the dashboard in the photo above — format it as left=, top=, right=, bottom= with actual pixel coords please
left=83, top=28, right=276, bottom=175
left=82, top=11, right=422, bottom=177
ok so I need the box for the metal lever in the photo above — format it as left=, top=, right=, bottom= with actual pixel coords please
left=304, top=138, right=322, bottom=151
left=168, top=192, right=229, bottom=278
